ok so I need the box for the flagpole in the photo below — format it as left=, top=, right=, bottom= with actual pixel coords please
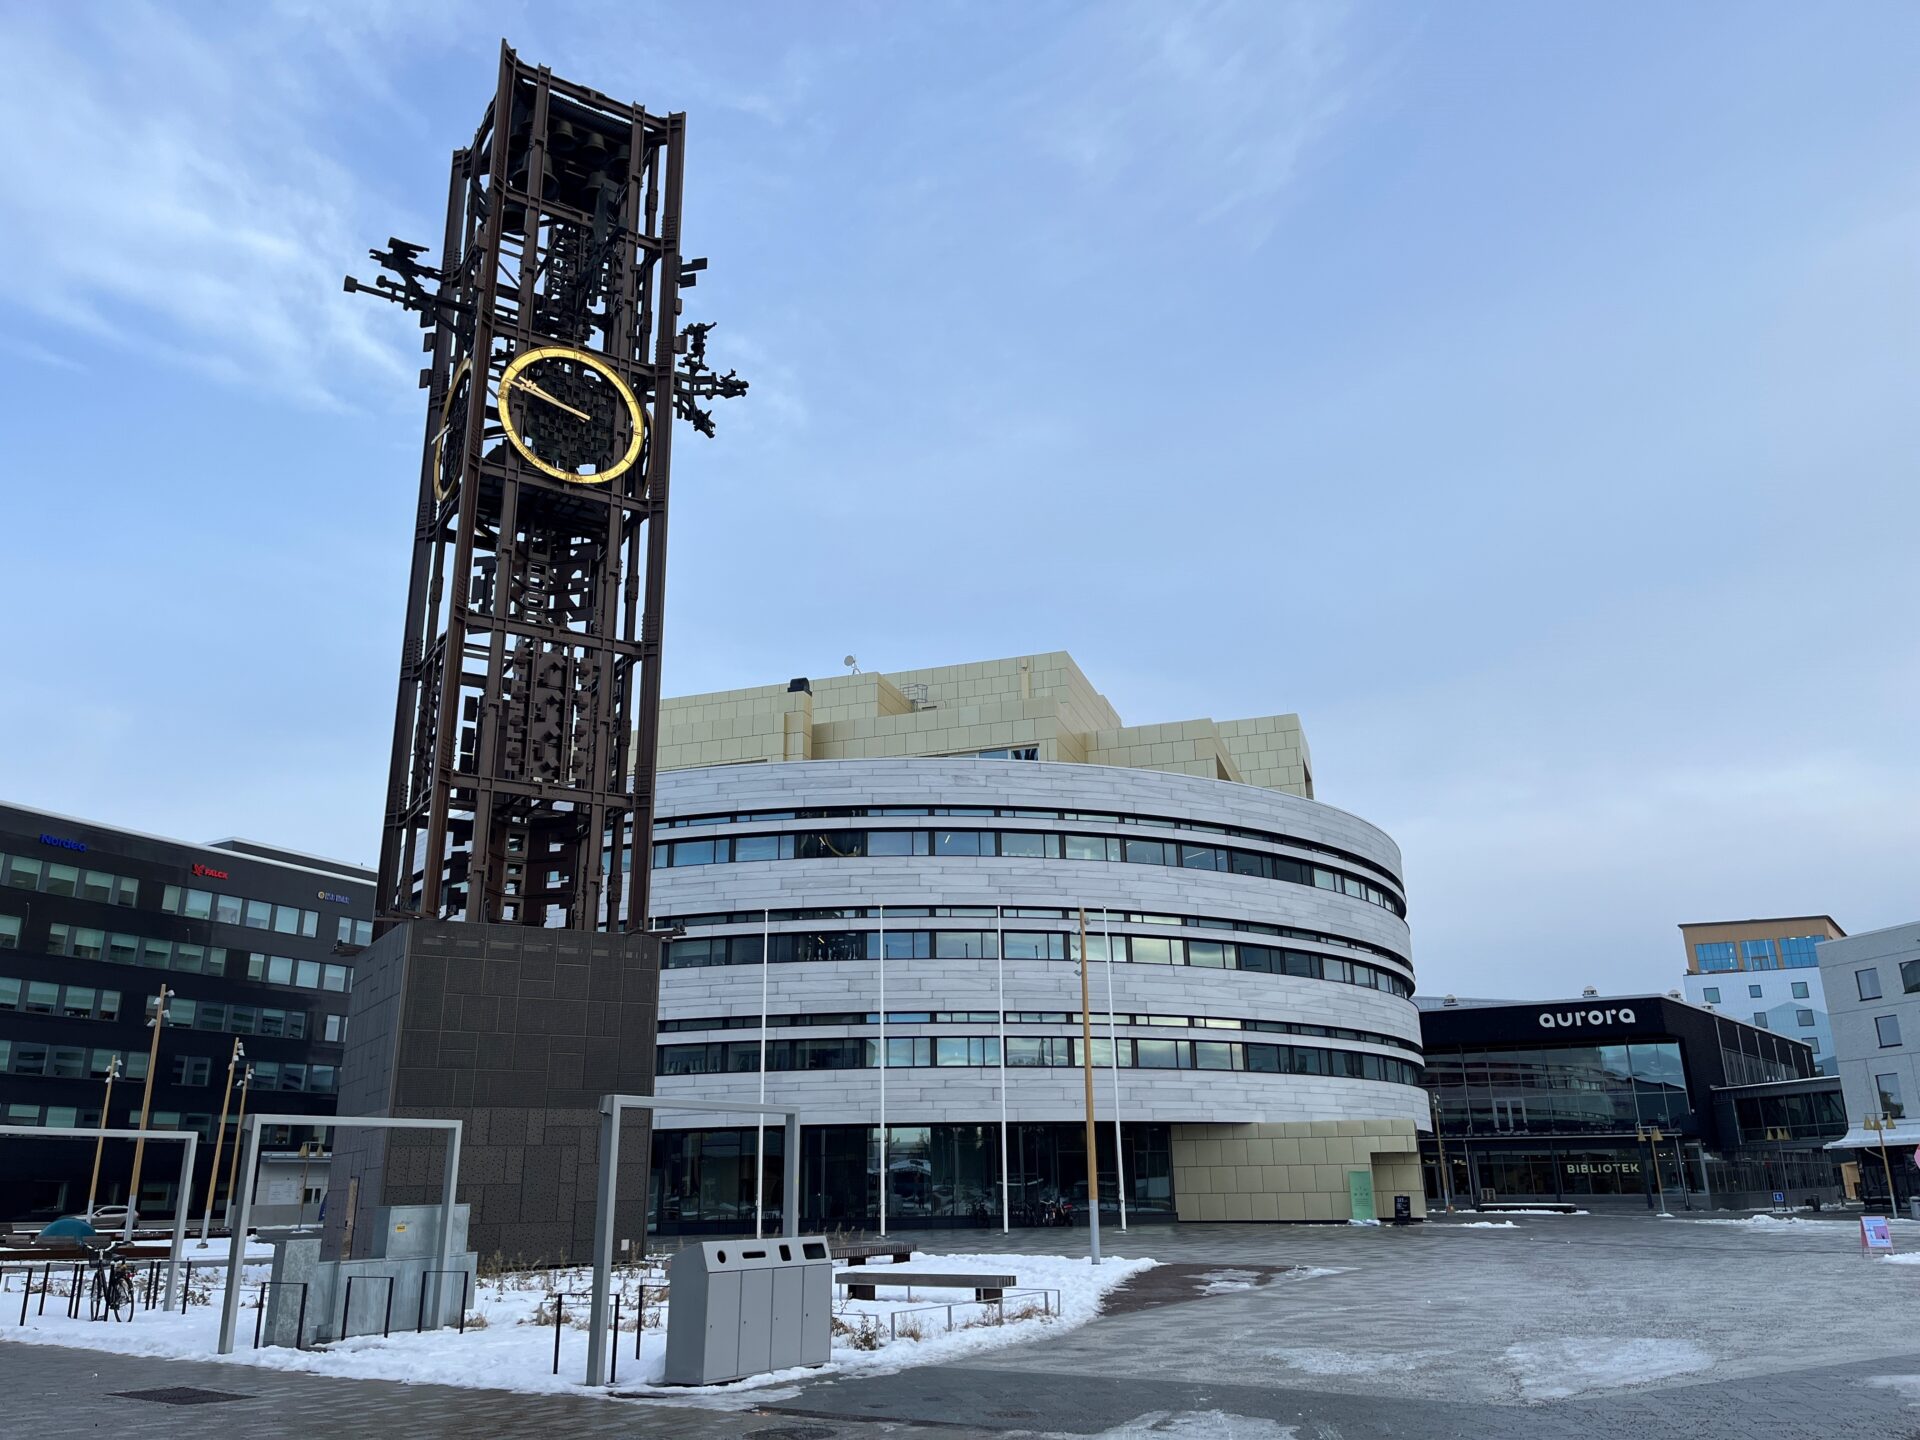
left=997, top=905, right=1009, bottom=1234
left=878, top=903, right=887, bottom=1238
left=1102, top=908, right=1127, bottom=1232
left=1077, top=909, right=1102, bottom=1264
left=754, top=907, right=769, bottom=1240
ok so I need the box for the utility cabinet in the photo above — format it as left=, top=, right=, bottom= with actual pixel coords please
left=663, top=1235, right=834, bottom=1384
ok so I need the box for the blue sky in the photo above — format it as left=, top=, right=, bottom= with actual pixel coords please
left=1, top=2, right=1914, bottom=999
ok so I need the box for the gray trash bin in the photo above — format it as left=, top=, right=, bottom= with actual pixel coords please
left=663, top=1235, right=834, bottom=1385
left=1910, top=1197, right=1920, bottom=1223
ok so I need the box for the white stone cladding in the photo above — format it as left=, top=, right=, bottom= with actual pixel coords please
left=648, top=759, right=1424, bottom=1131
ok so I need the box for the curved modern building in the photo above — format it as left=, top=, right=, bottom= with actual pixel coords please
left=642, top=654, right=1426, bottom=1230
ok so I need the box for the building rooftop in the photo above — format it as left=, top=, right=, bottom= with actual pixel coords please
left=654, top=650, right=1316, bottom=798
left=1678, top=916, right=1846, bottom=935
left=4, top=801, right=375, bottom=885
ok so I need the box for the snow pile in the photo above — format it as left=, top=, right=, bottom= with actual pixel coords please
left=0, top=1248, right=1153, bottom=1396
left=1448, top=1221, right=1518, bottom=1230
left=1503, top=1337, right=1713, bottom=1399
left=1878, top=1251, right=1920, bottom=1266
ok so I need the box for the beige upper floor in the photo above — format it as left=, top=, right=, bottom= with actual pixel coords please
left=1679, top=915, right=1847, bottom=975
left=654, top=651, right=1314, bottom=797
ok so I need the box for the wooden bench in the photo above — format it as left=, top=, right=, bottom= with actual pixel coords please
left=836, top=1269, right=1018, bottom=1303
left=832, top=1240, right=916, bottom=1266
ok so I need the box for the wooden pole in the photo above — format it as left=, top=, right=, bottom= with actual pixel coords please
left=223, top=1067, right=253, bottom=1224
left=85, top=1059, right=119, bottom=1215
left=126, top=984, right=172, bottom=1237
left=200, top=1040, right=242, bottom=1241
left=1077, top=909, right=1102, bottom=1264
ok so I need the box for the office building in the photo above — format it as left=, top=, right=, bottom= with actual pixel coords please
left=639, top=653, right=1425, bottom=1229
left=1678, top=916, right=1845, bottom=1074
left=0, top=802, right=374, bottom=1223
left=1819, top=921, right=1920, bottom=1206
left=1418, top=992, right=1844, bottom=1209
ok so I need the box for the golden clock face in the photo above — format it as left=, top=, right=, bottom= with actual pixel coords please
left=497, top=345, right=645, bottom=486
left=433, top=356, right=472, bottom=503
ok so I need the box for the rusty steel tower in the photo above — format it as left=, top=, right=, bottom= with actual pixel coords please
left=330, top=44, right=743, bottom=1263
left=348, top=43, right=744, bottom=935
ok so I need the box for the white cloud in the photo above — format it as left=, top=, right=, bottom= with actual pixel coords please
left=0, top=5, right=413, bottom=407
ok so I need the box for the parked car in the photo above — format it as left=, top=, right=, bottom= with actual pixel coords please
left=85, top=1205, right=139, bottom=1234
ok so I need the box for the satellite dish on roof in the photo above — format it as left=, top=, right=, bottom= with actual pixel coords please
left=844, top=655, right=860, bottom=673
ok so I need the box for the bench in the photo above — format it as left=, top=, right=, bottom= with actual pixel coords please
left=836, top=1269, right=1018, bottom=1303
left=832, top=1240, right=916, bottom=1266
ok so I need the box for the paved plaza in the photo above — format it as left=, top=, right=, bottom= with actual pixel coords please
left=10, top=1213, right=1920, bottom=1438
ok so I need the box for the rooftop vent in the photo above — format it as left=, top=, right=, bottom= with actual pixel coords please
left=787, top=677, right=810, bottom=694
left=1581, top=986, right=1599, bottom=998
left=1441, top=993, right=1457, bottom=1007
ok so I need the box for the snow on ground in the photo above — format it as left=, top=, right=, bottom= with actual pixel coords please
left=1685, top=1215, right=1920, bottom=1232
left=1265, top=1346, right=1436, bottom=1377
left=1086, top=1413, right=1301, bottom=1438
left=1447, top=1221, right=1518, bottom=1229
left=1502, top=1337, right=1714, bottom=1399
left=0, top=1248, right=1154, bottom=1397
left=1878, top=1251, right=1920, bottom=1266
left=1469, top=1208, right=1589, bottom=1216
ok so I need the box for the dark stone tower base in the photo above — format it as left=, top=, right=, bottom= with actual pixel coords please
left=324, top=919, right=659, bottom=1264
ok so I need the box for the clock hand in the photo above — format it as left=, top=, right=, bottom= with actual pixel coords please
left=510, top=376, right=593, bottom=422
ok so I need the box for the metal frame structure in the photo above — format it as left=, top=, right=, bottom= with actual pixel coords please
left=586, top=1094, right=802, bottom=1387
left=348, top=42, right=743, bottom=932
left=0, top=1125, right=195, bottom=1311
left=217, top=1114, right=462, bottom=1355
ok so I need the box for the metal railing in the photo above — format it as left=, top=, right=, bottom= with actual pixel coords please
left=884, top=1287, right=1060, bottom=1341
left=252, top=1280, right=309, bottom=1350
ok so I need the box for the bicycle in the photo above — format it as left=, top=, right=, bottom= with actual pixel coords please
left=85, top=1239, right=136, bottom=1322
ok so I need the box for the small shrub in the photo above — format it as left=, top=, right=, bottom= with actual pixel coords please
left=462, top=1310, right=489, bottom=1330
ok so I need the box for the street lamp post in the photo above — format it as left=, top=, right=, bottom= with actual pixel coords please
left=223, top=1065, right=254, bottom=1227
left=1636, top=1124, right=1671, bottom=1216
left=1864, top=1113, right=1899, bottom=1214
left=198, top=1039, right=245, bottom=1244
left=85, top=1056, right=122, bottom=1217
left=125, top=984, right=174, bottom=1239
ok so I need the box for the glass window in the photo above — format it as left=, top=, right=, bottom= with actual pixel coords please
left=1742, top=938, right=1776, bottom=969
left=998, top=832, right=1047, bottom=859
left=4, top=857, right=41, bottom=890
left=1748, top=984, right=1763, bottom=998
left=1796, top=1009, right=1816, bottom=1028
left=1901, top=960, right=1920, bottom=996
left=61, top=987, right=95, bottom=1019
left=1876, top=1015, right=1902, bottom=1048
left=1180, top=845, right=1222, bottom=871
left=99, top=991, right=120, bottom=1021
left=1130, top=936, right=1174, bottom=965
left=1791, top=981, right=1810, bottom=1000
left=323, top=965, right=350, bottom=992
left=1876, top=1073, right=1905, bottom=1119
left=1780, top=936, right=1824, bottom=967
left=269, top=905, right=298, bottom=934
left=1194, top=1041, right=1239, bottom=1071
left=80, top=870, right=113, bottom=901
left=0, top=915, right=17, bottom=949
left=1135, top=1039, right=1186, bottom=1068
left=1694, top=942, right=1736, bottom=973
left=1751, top=1012, right=1768, bottom=1028
left=672, top=839, right=718, bottom=866
left=107, top=933, right=138, bottom=965
left=1064, top=834, right=1107, bottom=861
left=1187, top=940, right=1227, bottom=969
left=26, top=981, right=60, bottom=1013
left=352, top=920, right=372, bottom=946
left=295, top=959, right=321, bottom=989
left=1858, top=969, right=1883, bottom=1001
left=185, top=889, right=213, bottom=919
left=268, top=955, right=293, bottom=985
left=215, top=893, right=243, bottom=925
left=1702, top=986, right=1720, bottom=1004
left=1123, top=839, right=1168, bottom=866
left=933, top=831, right=983, bottom=857
left=244, top=899, right=272, bottom=929
left=0, top=977, right=17, bottom=1008
left=301, top=910, right=318, bottom=938
left=44, top=864, right=79, bottom=897
left=138, top=938, right=171, bottom=969
left=864, top=831, right=916, bottom=858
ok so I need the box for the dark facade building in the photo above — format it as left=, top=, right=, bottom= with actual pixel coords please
left=1418, top=993, right=1846, bottom=1210
left=0, top=802, right=374, bottom=1223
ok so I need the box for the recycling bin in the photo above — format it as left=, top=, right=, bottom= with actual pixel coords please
left=663, top=1235, right=834, bottom=1384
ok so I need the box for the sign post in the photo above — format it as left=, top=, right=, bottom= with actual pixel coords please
left=1861, top=1214, right=1894, bottom=1255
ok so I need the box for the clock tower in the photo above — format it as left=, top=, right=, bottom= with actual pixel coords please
left=330, top=44, right=744, bottom=1261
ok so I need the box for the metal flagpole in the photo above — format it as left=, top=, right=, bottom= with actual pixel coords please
left=878, top=903, right=887, bottom=1237
left=1077, top=909, right=1102, bottom=1264
left=997, top=905, right=1009, bottom=1234
left=754, top=908, right=769, bottom=1240
left=1102, top=909, right=1127, bottom=1231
